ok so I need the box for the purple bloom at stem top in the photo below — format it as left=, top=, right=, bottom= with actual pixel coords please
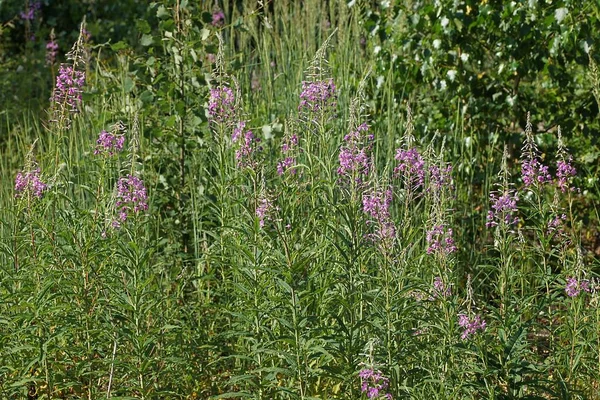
left=363, top=188, right=396, bottom=242
left=233, top=125, right=262, bottom=169
left=359, top=369, right=393, bottom=399
left=521, top=158, right=551, bottom=187
left=432, top=276, right=451, bottom=298
left=426, top=224, right=457, bottom=256
left=46, top=40, right=58, bottom=65
left=394, top=147, right=425, bottom=190
left=256, top=196, right=276, bottom=228
left=19, top=2, right=41, bottom=20
left=277, top=133, right=299, bottom=175
left=51, top=64, right=85, bottom=112
left=298, top=79, right=336, bottom=113
left=556, top=158, right=577, bottom=193
left=212, top=10, right=225, bottom=26
left=113, top=175, right=148, bottom=228
left=428, top=163, right=453, bottom=192
left=486, top=190, right=519, bottom=228
left=458, top=313, right=486, bottom=340
left=94, top=130, right=125, bottom=157
left=565, top=277, right=591, bottom=298
left=338, top=123, right=373, bottom=183
left=15, top=168, right=47, bottom=199
left=208, top=86, right=235, bottom=124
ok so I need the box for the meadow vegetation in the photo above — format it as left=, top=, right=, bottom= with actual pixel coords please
left=1, top=0, right=600, bottom=398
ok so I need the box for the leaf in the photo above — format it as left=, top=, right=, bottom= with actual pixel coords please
left=140, top=34, right=153, bottom=47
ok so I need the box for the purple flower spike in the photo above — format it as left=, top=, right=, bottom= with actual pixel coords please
left=338, top=123, right=373, bottom=184
left=51, top=64, right=86, bottom=112
left=298, top=79, right=336, bottom=113
left=15, top=168, right=47, bottom=199
left=458, top=313, right=486, bottom=340
left=394, top=147, right=425, bottom=190
left=208, top=86, right=235, bottom=124
left=565, top=277, right=591, bottom=298
left=556, top=158, right=577, bottom=193
left=46, top=40, right=58, bottom=65
left=359, top=368, right=392, bottom=399
left=426, top=224, right=457, bottom=256
left=94, top=130, right=125, bottom=157
left=486, top=190, right=519, bottom=228
left=112, top=175, right=148, bottom=228
left=212, top=10, right=225, bottom=26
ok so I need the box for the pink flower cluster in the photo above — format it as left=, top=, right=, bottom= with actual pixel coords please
left=565, top=277, right=591, bottom=298
left=432, top=276, right=451, bottom=298
left=212, top=11, right=225, bottom=26
left=112, top=175, right=148, bottom=229
left=363, top=188, right=395, bottom=242
left=486, top=190, right=519, bottom=228
left=277, top=134, right=298, bottom=175
left=556, top=158, right=577, bottom=192
left=428, top=163, right=453, bottom=192
left=521, top=158, right=551, bottom=187
left=256, top=196, right=276, bottom=228
left=394, top=147, right=425, bottom=190
left=94, top=130, right=125, bottom=157
left=298, top=79, right=336, bottom=113
left=426, top=224, right=457, bottom=256
left=46, top=40, right=58, bottom=65
left=359, top=369, right=392, bottom=400
left=15, top=168, right=47, bottom=199
left=337, top=123, right=373, bottom=183
left=208, top=86, right=235, bottom=124
left=458, top=313, right=486, bottom=340
left=51, top=64, right=86, bottom=112
left=233, top=125, right=262, bottom=169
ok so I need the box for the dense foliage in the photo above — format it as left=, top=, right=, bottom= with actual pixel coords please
left=1, top=0, right=599, bottom=398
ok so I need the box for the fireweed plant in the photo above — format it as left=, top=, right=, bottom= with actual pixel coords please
left=1, top=2, right=600, bottom=399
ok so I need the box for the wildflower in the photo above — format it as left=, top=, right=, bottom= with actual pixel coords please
left=15, top=168, right=47, bottom=199
left=232, top=121, right=246, bottom=143
left=521, top=112, right=551, bottom=188
left=359, top=369, right=393, bottom=400
left=277, top=133, right=299, bottom=175
left=19, top=2, right=40, bottom=21
left=94, top=130, right=125, bottom=157
left=208, top=86, right=235, bottom=124
left=46, top=40, right=58, bottom=66
left=428, top=163, right=453, bottom=192
left=486, top=190, right=519, bottom=228
left=521, top=158, right=551, bottom=187
left=426, top=224, right=457, bottom=255
left=235, top=130, right=262, bottom=169
left=548, top=213, right=567, bottom=235
left=565, top=277, right=591, bottom=298
left=212, top=10, right=225, bottom=26
left=298, top=78, right=336, bottom=113
left=555, top=127, right=577, bottom=192
left=277, top=157, right=296, bottom=175
left=458, top=313, right=486, bottom=340
left=363, top=187, right=396, bottom=242
left=394, top=147, right=425, bottom=190
left=51, top=64, right=86, bottom=112
left=556, top=158, right=577, bottom=192
left=432, top=276, right=451, bottom=298
left=363, top=188, right=392, bottom=221
left=113, top=175, right=148, bottom=227
left=256, top=196, right=276, bottom=228
left=338, top=123, right=373, bottom=183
